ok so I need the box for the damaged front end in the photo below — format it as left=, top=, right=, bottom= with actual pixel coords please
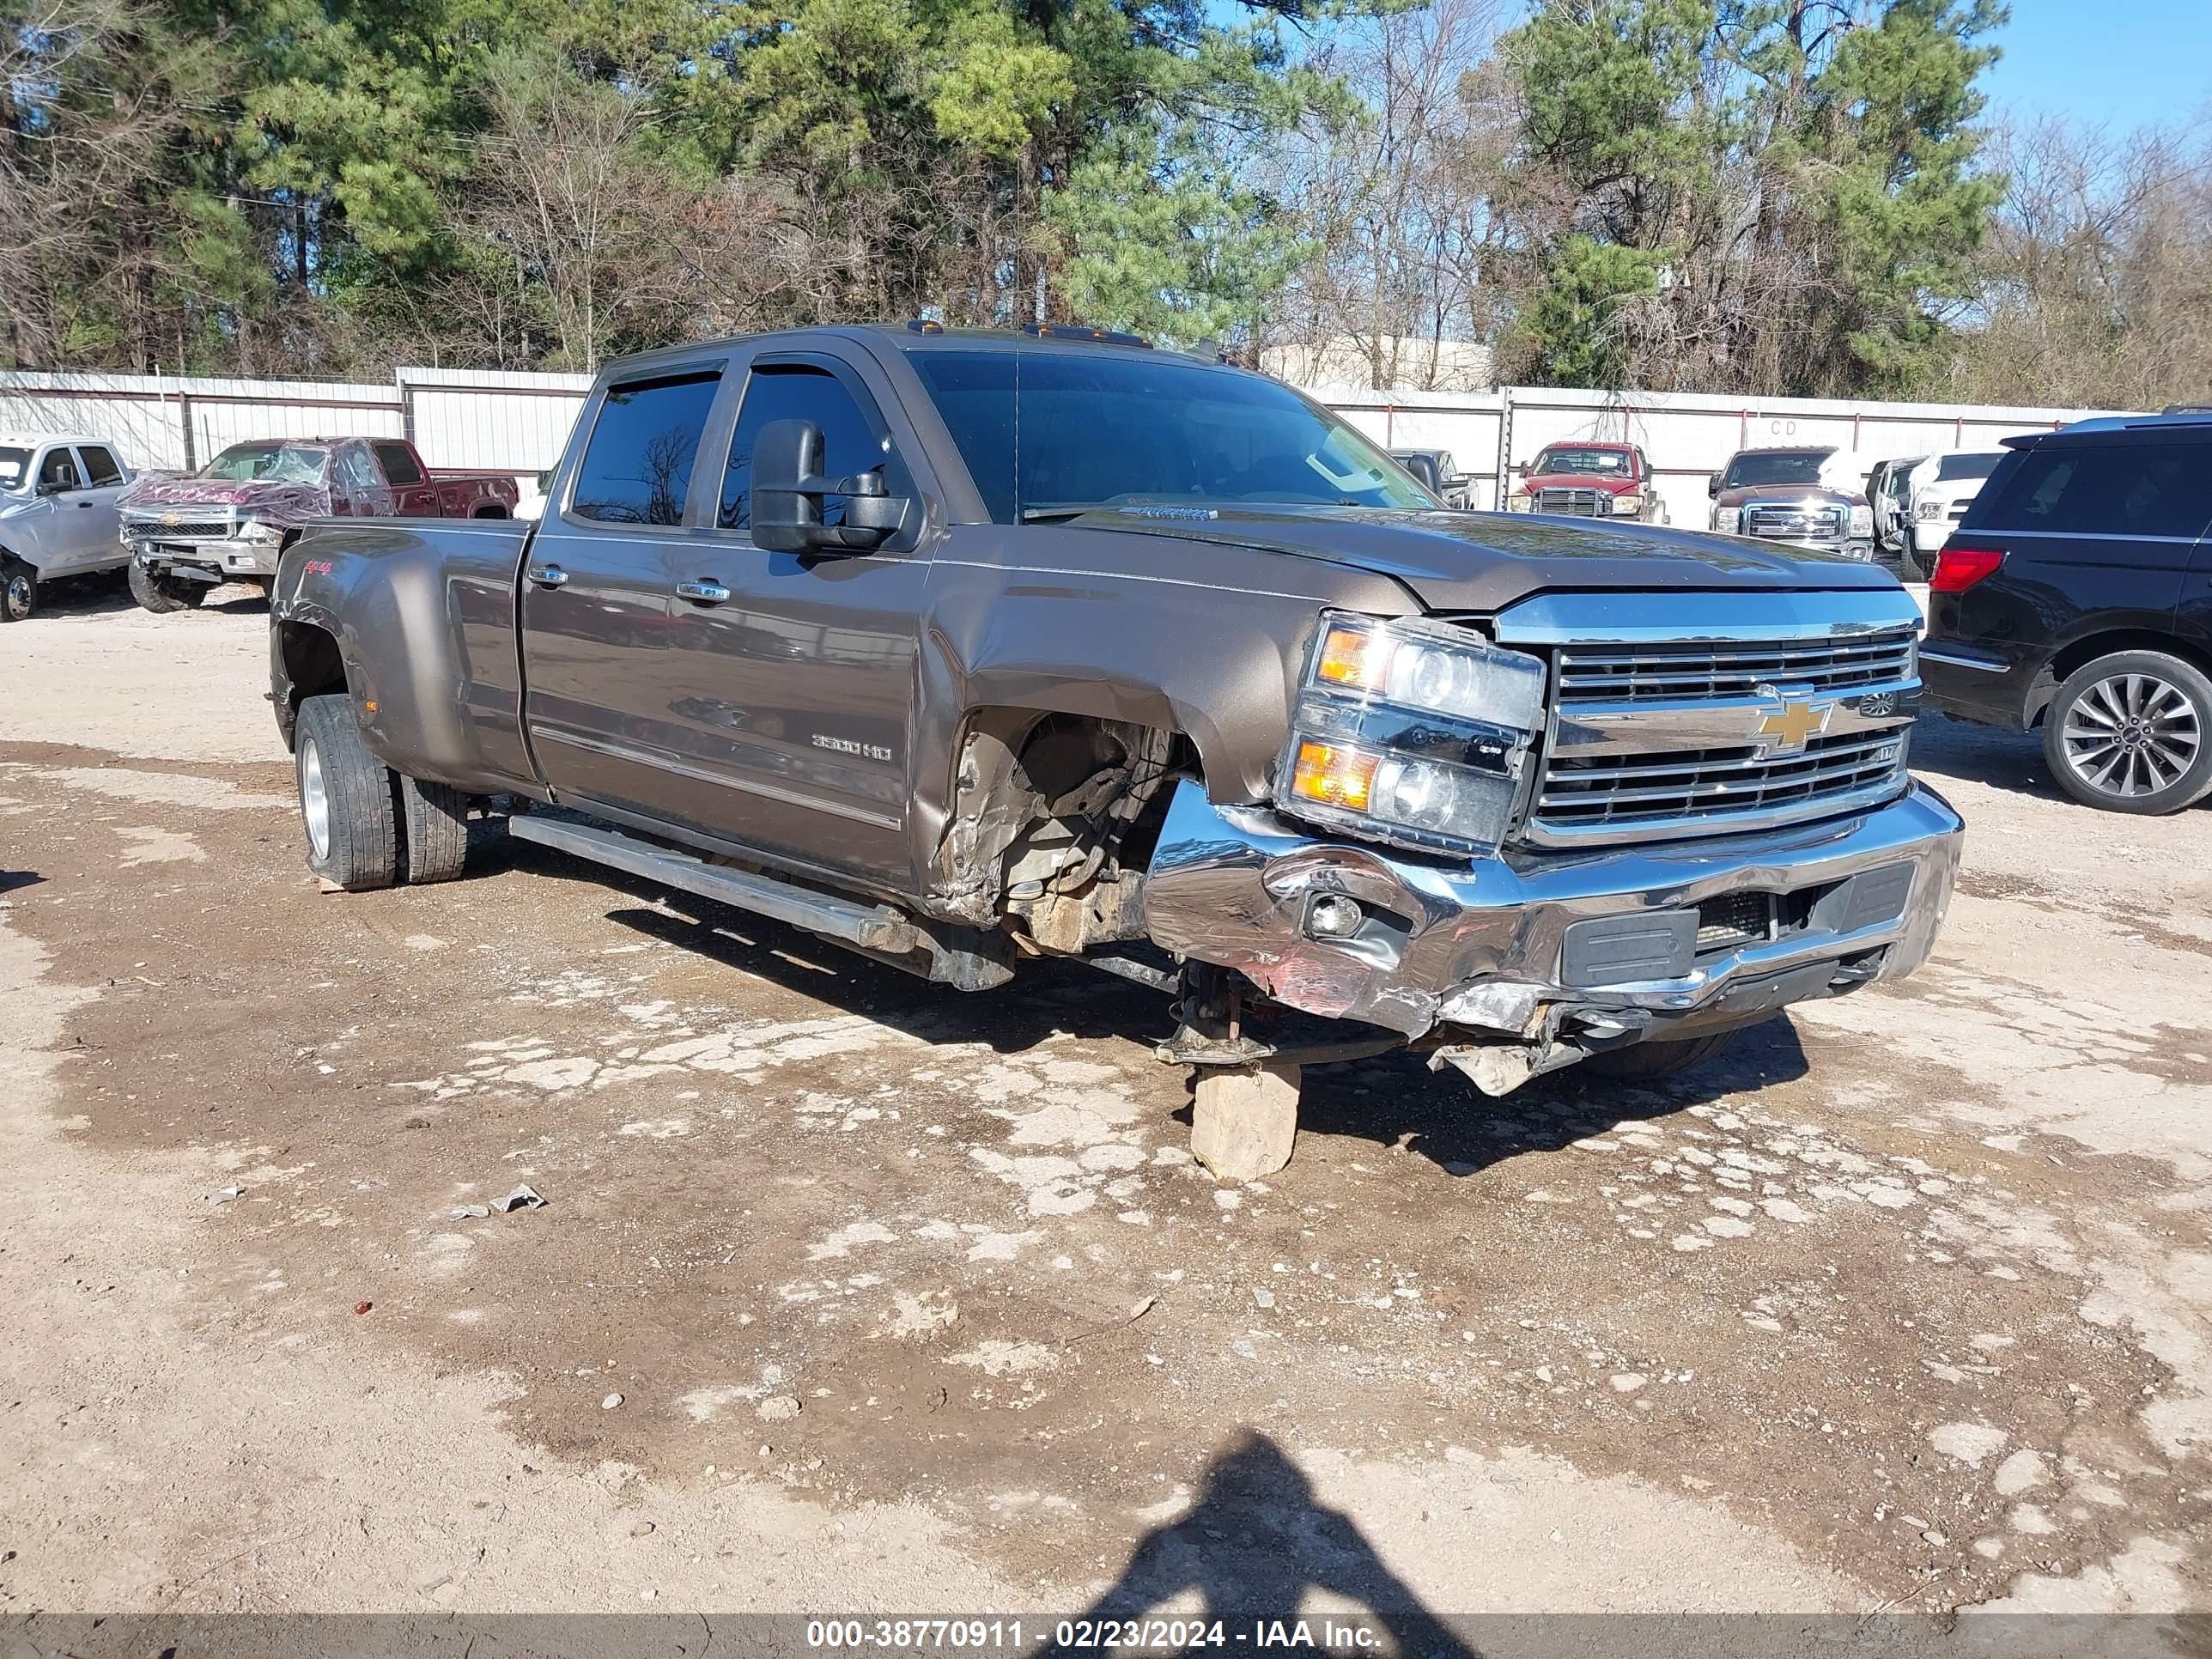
left=1140, top=592, right=1960, bottom=1095
left=1140, top=776, right=1962, bottom=1097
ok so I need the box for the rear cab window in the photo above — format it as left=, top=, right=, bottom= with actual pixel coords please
left=568, top=372, right=723, bottom=526
left=1974, top=441, right=2212, bottom=540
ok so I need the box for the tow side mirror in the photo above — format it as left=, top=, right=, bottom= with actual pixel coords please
left=1707, top=473, right=1722, bottom=499
left=751, top=418, right=909, bottom=555
left=36, top=479, right=67, bottom=496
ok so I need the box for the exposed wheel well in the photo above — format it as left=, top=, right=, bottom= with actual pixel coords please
left=931, top=708, right=1197, bottom=938
left=2030, top=630, right=2211, bottom=724
left=276, top=621, right=347, bottom=744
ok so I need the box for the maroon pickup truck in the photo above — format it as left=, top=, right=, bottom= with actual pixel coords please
left=119, top=436, right=518, bottom=611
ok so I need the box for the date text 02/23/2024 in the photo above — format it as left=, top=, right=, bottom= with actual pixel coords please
left=804, top=1620, right=1388, bottom=1650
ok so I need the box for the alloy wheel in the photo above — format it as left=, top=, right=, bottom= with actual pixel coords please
left=301, top=737, right=332, bottom=860
left=3, top=570, right=32, bottom=621
left=2060, top=672, right=2203, bottom=799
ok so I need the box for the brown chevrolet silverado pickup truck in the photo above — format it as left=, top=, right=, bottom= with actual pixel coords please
left=268, top=324, right=1962, bottom=1178
left=124, top=435, right=517, bottom=610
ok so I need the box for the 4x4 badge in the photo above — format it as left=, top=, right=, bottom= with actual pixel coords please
left=1752, top=684, right=1832, bottom=756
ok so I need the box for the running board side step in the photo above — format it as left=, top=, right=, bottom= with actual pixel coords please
left=507, top=815, right=1013, bottom=990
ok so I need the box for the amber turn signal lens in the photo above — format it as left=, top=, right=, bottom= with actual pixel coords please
left=1314, top=625, right=1385, bottom=690
left=1291, top=740, right=1377, bottom=811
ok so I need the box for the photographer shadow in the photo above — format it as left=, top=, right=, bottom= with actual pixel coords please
left=1042, top=1431, right=1476, bottom=1658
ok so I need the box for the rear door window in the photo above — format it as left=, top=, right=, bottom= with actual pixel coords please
left=374, top=442, right=424, bottom=486
left=78, top=445, right=124, bottom=486
left=569, top=372, right=723, bottom=526
left=1978, top=442, right=2212, bottom=539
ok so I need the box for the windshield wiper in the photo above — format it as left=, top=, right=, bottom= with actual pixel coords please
left=1019, top=503, right=1109, bottom=522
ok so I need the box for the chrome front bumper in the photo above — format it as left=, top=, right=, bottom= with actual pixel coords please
left=1142, top=780, right=1963, bottom=1042
left=130, top=538, right=279, bottom=577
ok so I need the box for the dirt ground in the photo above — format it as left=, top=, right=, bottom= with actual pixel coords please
left=1, top=580, right=2207, bottom=1638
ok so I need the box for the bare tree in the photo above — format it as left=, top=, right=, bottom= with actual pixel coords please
left=1933, top=115, right=2212, bottom=409
left=1265, top=0, right=1512, bottom=391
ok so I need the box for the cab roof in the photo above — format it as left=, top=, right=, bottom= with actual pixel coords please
left=0, top=432, right=112, bottom=449
left=598, top=321, right=1238, bottom=379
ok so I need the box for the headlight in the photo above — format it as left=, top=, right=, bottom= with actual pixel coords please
left=1610, top=493, right=1643, bottom=516
left=1506, top=493, right=1533, bottom=513
left=1276, top=613, right=1547, bottom=856
left=238, top=518, right=280, bottom=541
left=1848, top=505, right=1873, bottom=538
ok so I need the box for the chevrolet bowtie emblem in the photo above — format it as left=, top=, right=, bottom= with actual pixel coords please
left=1752, top=685, right=1831, bottom=756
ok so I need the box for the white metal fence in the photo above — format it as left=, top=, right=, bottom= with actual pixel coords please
left=1319, top=383, right=2129, bottom=526
left=1, top=364, right=2126, bottom=527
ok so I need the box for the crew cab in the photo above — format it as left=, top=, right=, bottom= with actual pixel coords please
left=1506, top=443, right=1666, bottom=524
left=269, top=324, right=1961, bottom=1178
left=121, top=435, right=517, bottom=611
left=1920, top=413, right=2212, bottom=814
left=0, top=433, right=135, bottom=622
left=1709, top=447, right=1875, bottom=560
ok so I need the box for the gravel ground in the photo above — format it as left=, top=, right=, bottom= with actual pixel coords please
left=0, top=582, right=2206, bottom=1635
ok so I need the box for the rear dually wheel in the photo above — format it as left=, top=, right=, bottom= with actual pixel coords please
left=295, top=693, right=399, bottom=889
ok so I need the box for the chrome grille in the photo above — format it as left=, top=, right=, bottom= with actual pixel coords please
left=125, top=514, right=231, bottom=540
left=1534, top=487, right=1604, bottom=517
left=1556, top=629, right=1917, bottom=704
left=1744, top=501, right=1844, bottom=542
left=1535, top=730, right=1909, bottom=834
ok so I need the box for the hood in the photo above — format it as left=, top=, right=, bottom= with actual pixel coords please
left=119, top=475, right=333, bottom=523
left=1516, top=473, right=1638, bottom=495
left=1713, top=483, right=1863, bottom=510
left=1078, top=504, right=1895, bottom=613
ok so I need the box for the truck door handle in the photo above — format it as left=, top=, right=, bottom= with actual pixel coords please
left=527, top=563, right=568, bottom=587
left=675, top=580, right=730, bottom=605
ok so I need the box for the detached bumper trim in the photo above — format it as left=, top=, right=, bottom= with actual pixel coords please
left=1142, top=780, right=1964, bottom=1038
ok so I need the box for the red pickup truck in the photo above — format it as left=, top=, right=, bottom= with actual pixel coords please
left=119, top=436, right=519, bottom=611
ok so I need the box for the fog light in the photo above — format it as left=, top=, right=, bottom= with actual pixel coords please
left=1308, top=895, right=1364, bottom=939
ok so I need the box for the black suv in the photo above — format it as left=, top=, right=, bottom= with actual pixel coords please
left=1920, top=413, right=2212, bottom=814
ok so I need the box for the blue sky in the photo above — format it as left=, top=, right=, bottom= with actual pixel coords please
left=1978, top=0, right=2212, bottom=132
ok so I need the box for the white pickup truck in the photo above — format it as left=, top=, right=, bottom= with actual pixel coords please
left=0, top=432, right=136, bottom=623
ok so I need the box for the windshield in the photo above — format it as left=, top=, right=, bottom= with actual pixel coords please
left=0, top=447, right=27, bottom=491
left=1935, top=453, right=2002, bottom=483
left=1533, top=447, right=1632, bottom=477
left=908, top=349, right=1437, bottom=521
left=204, top=443, right=328, bottom=484
left=1723, top=452, right=1831, bottom=489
